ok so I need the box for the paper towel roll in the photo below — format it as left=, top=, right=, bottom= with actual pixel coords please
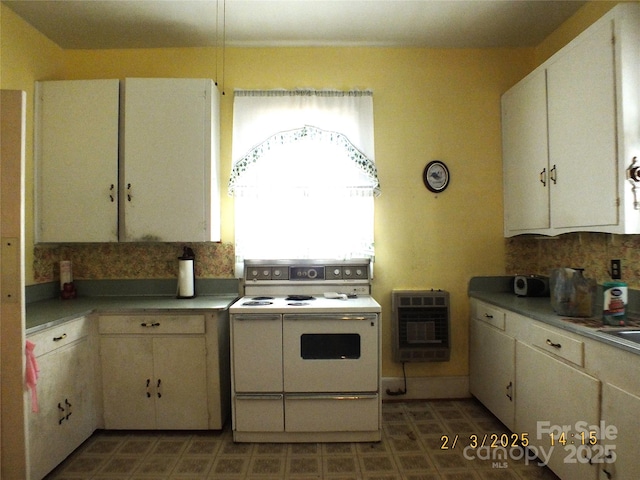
left=60, top=261, right=73, bottom=289
left=178, top=259, right=195, bottom=298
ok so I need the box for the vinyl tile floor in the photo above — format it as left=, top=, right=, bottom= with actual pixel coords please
left=45, top=398, right=560, bottom=480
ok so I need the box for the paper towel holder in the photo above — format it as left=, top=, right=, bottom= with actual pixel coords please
left=177, top=246, right=196, bottom=299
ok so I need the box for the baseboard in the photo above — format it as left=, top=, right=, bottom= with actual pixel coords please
left=382, top=375, right=470, bottom=401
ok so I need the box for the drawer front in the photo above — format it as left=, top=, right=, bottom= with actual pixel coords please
left=28, top=316, right=89, bottom=357
left=98, top=315, right=205, bottom=335
left=473, top=301, right=506, bottom=330
left=285, top=394, right=379, bottom=432
left=530, top=323, right=584, bottom=367
left=234, top=395, right=284, bottom=432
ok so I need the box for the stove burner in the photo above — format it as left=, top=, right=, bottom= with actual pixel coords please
left=242, top=300, right=273, bottom=306
left=252, top=296, right=274, bottom=300
left=285, top=295, right=315, bottom=301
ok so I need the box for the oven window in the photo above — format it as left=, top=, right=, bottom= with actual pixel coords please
left=300, top=334, right=361, bottom=359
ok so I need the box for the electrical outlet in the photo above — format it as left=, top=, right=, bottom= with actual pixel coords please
left=611, top=259, right=621, bottom=280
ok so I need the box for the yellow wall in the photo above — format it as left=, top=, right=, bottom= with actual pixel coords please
left=533, top=1, right=620, bottom=66
left=59, top=46, right=530, bottom=378
left=2, top=2, right=615, bottom=381
left=0, top=4, right=65, bottom=287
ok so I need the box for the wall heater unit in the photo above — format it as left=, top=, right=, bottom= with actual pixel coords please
left=391, top=290, right=450, bottom=362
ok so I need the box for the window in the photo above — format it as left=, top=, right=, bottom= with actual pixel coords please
left=229, top=90, right=379, bottom=275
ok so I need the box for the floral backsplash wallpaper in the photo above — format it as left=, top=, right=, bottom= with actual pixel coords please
left=33, top=233, right=639, bottom=289
left=506, top=233, right=640, bottom=289
left=34, top=242, right=236, bottom=283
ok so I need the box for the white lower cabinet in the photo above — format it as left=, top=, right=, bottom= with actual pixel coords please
left=468, top=300, right=625, bottom=480
left=516, top=342, right=600, bottom=480
left=100, top=335, right=208, bottom=429
left=26, top=317, right=98, bottom=480
left=600, top=383, right=640, bottom=480
left=99, top=313, right=229, bottom=430
left=469, top=305, right=515, bottom=430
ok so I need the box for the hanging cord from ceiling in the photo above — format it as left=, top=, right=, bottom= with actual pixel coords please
left=221, top=0, right=227, bottom=95
left=386, top=361, right=407, bottom=396
left=214, top=0, right=218, bottom=87
left=214, top=0, right=226, bottom=95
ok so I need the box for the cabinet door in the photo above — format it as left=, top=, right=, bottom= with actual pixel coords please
left=232, top=315, right=283, bottom=393
left=27, top=347, right=68, bottom=480
left=121, top=78, right=218, bottom=242
left=600, top=383, right=640, bottom=479
left=547, top=20, right=618, bottom=230
left=502, top=69, right=549, bottom=235
left=27, top=338, right=96, bottom=480
left=35, top=80, right=119, bottom=243
left=100, top=336, right=156, bottom=429
left=153, top=337, right=208, bottom=429
left=469, top=318, right=515, bottom=430
left=516, top=343, right=600, bottom=480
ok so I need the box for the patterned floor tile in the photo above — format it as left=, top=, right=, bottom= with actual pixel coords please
left=44, top=399, right=562, bottom=480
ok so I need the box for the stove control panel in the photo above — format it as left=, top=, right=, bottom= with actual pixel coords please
left=245, top=260, right=370, bottom=282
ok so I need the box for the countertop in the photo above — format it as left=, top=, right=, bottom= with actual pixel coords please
left=468, top=277, right=640, bottom=356
left=26, top=294, right=239, bottom=334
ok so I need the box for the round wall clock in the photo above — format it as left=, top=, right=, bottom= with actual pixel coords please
left=423, top=160, right=450, bottom=193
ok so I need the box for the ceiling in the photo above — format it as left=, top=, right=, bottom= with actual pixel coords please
left=3, top=0, right=587, bottom=49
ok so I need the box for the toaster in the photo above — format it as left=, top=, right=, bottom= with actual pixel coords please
left=513, top=275, right=550, bottom=297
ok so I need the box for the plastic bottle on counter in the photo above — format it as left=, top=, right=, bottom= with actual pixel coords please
left=603, top=280, right=627, bottom=326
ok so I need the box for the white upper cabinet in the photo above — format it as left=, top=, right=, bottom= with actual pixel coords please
left=502, top=69, right=549, bottom=234
left=503, top=3, right=640, bottom=237
left=547, top=17, right=617, bottom=231
left=120, top=78, right=220, bottom=242
left=35, top=80, right=120, bottom=243
left=35, top=78, right=221, bottom=243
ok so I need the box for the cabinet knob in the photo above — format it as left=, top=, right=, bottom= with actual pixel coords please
left=549, top=165, right=557, bottom=185
left=146, top=378, right=152, bottom=398
left=127, top=183, right=132, bottom=202
left=157, top=379, right=162, bottom=398
left=109, top=184, right=115, bottom=202
left=53, top=333, right=67, bottom=342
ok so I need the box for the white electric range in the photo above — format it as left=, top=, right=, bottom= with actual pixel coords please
left=229, top=259, right=382, bottom=443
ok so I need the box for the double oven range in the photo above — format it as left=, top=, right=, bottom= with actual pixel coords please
left=229, top=259, right=382, bottom=442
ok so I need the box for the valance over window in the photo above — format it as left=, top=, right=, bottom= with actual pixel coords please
left=229, top=89, right=379, bottom=196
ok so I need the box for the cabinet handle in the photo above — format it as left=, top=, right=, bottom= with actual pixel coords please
left=146, top=378, right=152, bottom=398
left=539, top=167, right=547, bottom=186
left=546, top=339, right=562, bottom=349
left=58, top=402, right=65, bottom=424
left=506, top=381, right=513, bottom=401
left=109, top=184, right=115, bottom=202
left=157, top=379, right=162, bottom=398
left=483, top=313, right=493, bottom=319
left=140, top=322, right=160, bottom=328
left=53, top=333, right=67, bottom=341
left=65, top=398, right=72, bottom=420
left=549, top=164, right=557, bottom=184
left=127, top=183, right=132, bottom=202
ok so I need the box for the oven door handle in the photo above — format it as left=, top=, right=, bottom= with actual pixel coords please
left=235, top=394, right=283, bottom=400
left=284, top=314, right=377, bottom=322
left=286, top=393, right=378, bottom=401
left=233, top=315, right=281, bottom=321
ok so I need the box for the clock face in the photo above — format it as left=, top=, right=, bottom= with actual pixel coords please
left=423, top=161, right=450, bottom=192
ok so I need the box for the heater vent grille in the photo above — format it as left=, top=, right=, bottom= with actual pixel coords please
left=391, top=290, right=450, bottom=362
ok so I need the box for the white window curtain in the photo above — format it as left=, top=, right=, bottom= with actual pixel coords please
left=229, top=89, right=379, bottom=275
